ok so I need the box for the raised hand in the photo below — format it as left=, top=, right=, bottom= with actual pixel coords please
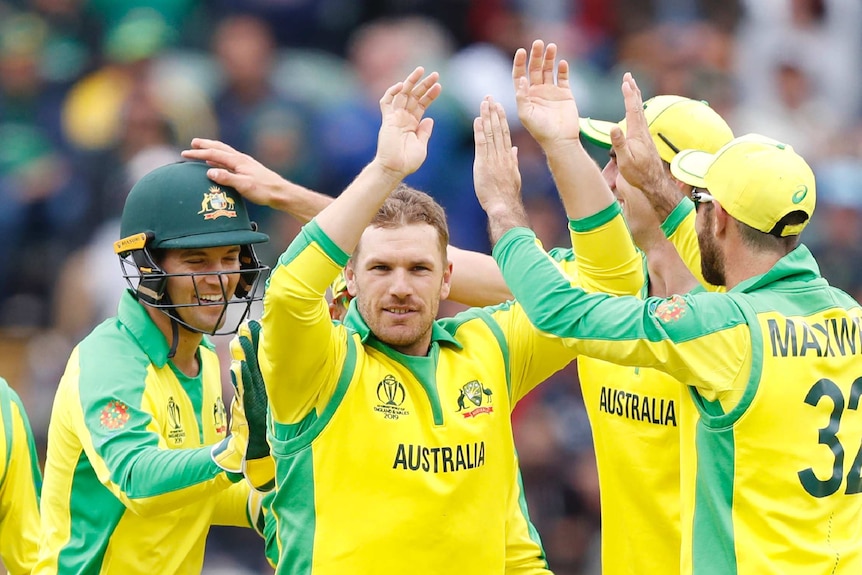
left=473, top=97, right=529, bottom=244
left=374, top=67, right=442, bottom=178
left=609, top=73, right=667, bottom=199
left=609, top=73, right=682, bottom=221
left=512, top=40, right=580, bottom=149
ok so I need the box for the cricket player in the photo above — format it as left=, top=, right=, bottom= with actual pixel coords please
left=35, top=162, right=271, bottom=574
left=479, top=65, right=862, bottom=574
left=0, top=377, right=42, bottom=574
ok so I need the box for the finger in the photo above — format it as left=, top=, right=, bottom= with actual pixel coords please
left=557, top=58, right=570, bottom=91
left=206, top=167, right=254, bottom=191
left=480, top=98, right=494, bottom=151
left=488, top=100, right=505, bottom=156
left=542, top=43, right=557, bottom=86
left=182, top=147, right=240, bottom=170
left=189, top=138, right=238, bottom=153
left=379, top=81, right=405, bottom=108
left=495, top=102, right=513, bottom=150
left=609, top=126, right=629, bottom=163
left=406, top=71, right=438, bottom=114
left=621, top=76, right=647, bottom=138
left=511, top=47, right=528, bottom=92
left=473, top=114, right=487, bottom=151
left=416, top=117, right=435, bottom=146
left=417, top=82, right=442, bottom=111
left=528, top=39, right=545, bottom=87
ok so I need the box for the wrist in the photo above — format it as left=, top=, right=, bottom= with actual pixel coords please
left=540, top=137, right=584, bottom=158
left=368, top=157, right=410, bottom=185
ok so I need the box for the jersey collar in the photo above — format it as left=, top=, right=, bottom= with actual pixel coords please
left=117, top=290, right=216, bottom=367
left=341, top=301, right=462, bottom=351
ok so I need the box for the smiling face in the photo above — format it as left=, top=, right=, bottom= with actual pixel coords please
left=159, top=245, right=242, bottom=333
left=346, top=223, right=452, bottom=356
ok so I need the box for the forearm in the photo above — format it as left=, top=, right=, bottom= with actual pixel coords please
left=642, top=239, right=699, bottom=297
left=315, top=160, right=403, bottom=252
left=486, top=201, right=531, bottom=247
left=269, top=180, right=333, bottom=224
left=447, top=246, right=512, bottom=306
left=643, top=175, right=686, bottom=223
left=569, top=204, right=644, bottom=296
left=544, top=140, right=616, bottom=219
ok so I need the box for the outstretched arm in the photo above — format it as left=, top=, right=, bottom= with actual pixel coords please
left=610, top=73, right=687, bottom=223
left=513, top=40, right=616, bottom=222
left=609, top=73, right=698, bottom=294
left=182, top=139, right=333, bottom=224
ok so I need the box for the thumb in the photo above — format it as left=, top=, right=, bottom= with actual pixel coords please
left=609, top=126, right=626, bottom=152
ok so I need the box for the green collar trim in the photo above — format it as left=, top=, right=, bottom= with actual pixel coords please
left=341, top=303, right=462, bottom=352
left=116, top=290, right=215, bottom=368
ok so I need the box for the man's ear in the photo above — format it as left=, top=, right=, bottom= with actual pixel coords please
left=712, top=202, right=730, bottom=239
left=345, top=261, right=357, bottom=297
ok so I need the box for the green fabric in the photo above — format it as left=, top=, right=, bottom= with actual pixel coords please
left=569, top=200, right=622, bottom=232
left=660, top=197, right=694, bottom=238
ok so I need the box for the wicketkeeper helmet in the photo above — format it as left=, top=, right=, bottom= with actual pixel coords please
left=114, top=161, right=269, bottom=335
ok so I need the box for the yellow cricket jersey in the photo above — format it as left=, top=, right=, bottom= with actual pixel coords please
left=0, top=377, right=42, bottom=574
left=257, top=211, right=638, bottom=575
left=496, top=227, right=862, bottom=575
left=551, top=228, right=683, bottom=573
left=35, top=291, right=255, bottom=575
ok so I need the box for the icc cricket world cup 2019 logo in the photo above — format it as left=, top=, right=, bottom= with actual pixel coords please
left=457, top=380, right=494, bottom=418
left=374, top=375, right=410, bottom=420
left=167, top=396, right=186, bottom=445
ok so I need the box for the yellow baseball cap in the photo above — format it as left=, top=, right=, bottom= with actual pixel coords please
left=579, top=95, right=734, bottom=163
left=670, top=134, right=816, bottom=237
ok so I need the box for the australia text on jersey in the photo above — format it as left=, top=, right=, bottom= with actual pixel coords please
left=393, top=442, right=486, bottom=473
left=598, top=386, right=678, bottom=427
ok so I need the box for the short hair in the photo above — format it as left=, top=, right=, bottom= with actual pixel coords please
left=735, top=211, right=805, bottom=253
left=365, top=184, right=449, bottom=257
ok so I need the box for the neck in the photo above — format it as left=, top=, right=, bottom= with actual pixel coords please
left=148, top=308, right=204, bottom=377
left=721, top=236, right=784, bottom=290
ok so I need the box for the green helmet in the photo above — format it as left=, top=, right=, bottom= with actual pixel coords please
left=114, top=161, right=269, bottom=335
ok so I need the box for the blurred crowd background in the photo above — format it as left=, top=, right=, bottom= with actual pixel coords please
left=0, top=0, right=861, bottom=573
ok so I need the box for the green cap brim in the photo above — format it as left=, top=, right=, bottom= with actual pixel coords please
left=157, top=229, right=269, bottom=249
left=669, top=149, right=712, bottom=188
left=579, top=117, right=617, bottom=149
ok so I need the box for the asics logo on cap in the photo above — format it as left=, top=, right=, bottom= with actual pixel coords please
left=792, top=185, right=809, bottom=204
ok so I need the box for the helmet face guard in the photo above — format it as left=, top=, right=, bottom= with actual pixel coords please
left=116, top=234, right=269, bottom=336
left=114, top=161, right=271, bottom=336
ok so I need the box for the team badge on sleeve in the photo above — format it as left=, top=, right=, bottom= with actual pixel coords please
left=100, top=400, right=130, bottom=430
left=651, top=294, right=688, bottom=323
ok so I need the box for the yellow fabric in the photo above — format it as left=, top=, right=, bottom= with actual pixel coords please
left=0, top=382, right=41, bottom=574
left=259, top=217, right=614, bottom=574
left=36, top=340, right=249, bottom=575
left=580, top=95, right=733, bottom=163
left=671, top=134, right=816, bottom=236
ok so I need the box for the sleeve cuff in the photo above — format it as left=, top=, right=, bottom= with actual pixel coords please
left=660, top=197, right=694, bottom=238
left=568, top=201, right=621, bottom=233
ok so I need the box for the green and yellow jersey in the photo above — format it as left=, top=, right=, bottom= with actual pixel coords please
left=495, top=227, right=862, bottom=575
left=552, top=243, right=684, bottom=575
left=258, top=203, right=640, bottom=575
left=35, top=291, right=255, bottom=575
left=550, top=202, right=687, bottom=574
left=0, top=377, right=42, bottom=574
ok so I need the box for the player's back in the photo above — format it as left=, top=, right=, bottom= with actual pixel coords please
left=683, top=280, right=862, bottom=574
